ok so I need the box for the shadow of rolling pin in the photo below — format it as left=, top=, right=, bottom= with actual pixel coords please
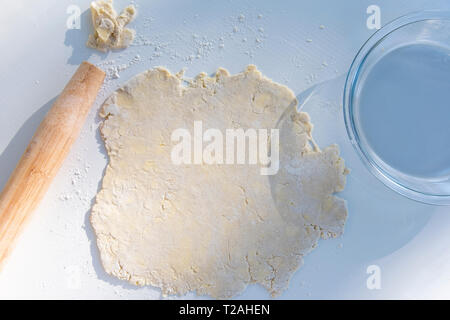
left=0, top=61, right=105, bottom=270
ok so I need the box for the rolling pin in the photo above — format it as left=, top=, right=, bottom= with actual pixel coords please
left=0, top=61, right=105, bottom=270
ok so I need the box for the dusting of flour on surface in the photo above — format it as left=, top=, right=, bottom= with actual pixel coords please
left=90, top=66, right=348, bottom=299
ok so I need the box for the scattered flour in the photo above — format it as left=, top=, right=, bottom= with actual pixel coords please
left=52, top=8, right=343, bottom=299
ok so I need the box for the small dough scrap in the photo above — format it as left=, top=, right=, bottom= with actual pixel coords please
left=87, top=0, right=137, bottom=52
left=91, top=66, right=349, bottom=299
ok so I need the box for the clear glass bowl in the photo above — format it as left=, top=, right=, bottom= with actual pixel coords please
left=344, top=11, right=450, bottom=205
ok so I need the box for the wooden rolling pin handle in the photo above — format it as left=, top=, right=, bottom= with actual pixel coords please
left=0, top=62, right=105, bottom=270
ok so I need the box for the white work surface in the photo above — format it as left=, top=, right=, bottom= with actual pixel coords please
left=0, top=0, right=449, bottom=299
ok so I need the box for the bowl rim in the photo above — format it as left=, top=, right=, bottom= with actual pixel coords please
left=343, top=10, right=450, bottom=205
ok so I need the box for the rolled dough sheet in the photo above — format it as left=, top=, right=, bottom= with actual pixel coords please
left=91, top=65, right=348, bottom=299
